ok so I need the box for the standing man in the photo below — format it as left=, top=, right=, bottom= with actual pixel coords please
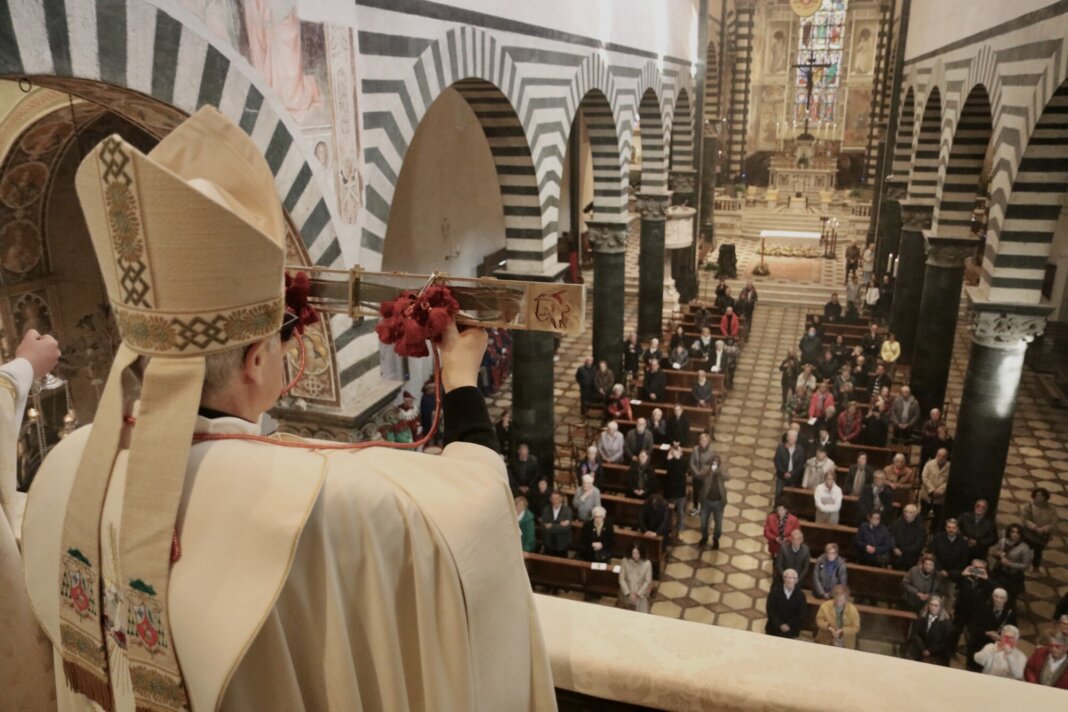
left=765, top=569, right=805, bottom=639
left=774, top=430, right=806, bottom=501
left=575, top=355, right=597, bottom=414
left=541, top=491, right=573, bottom=558
left=697, top=454, right=729, bottom=549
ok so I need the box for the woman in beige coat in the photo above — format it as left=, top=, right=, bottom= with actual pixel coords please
left=619, top=543, right=654, bottom=613
left=815, top=584, right=861, bottom=648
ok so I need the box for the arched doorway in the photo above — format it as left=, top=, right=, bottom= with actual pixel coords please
left=0, top=77, right=341, bottom=483
left=380, top=81, right=510, bottom=396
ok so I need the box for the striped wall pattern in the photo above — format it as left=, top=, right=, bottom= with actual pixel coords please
left=0, top=0, right=381, bottom=399
left=453, top=78, right=548, bottom=273
left=578, top=90, right=628, bottom=225
left=704, top=39, right=720, bottom=123
left=932, top=85, right=992, bottom=236
left=890, top=88, right=915, bottom=177
left=670, top=89, right=695, bottom=172
left=863, top=2, right=894, bottom=185
left=906, top=87, right=941, bottom=202
left=899, top=2, right=1068, bottom=303
left=355, top=23, right=690, bottom=273
left=992, top=82, right=1068, bottom=298
left=638, top=88, right=667, bottom=192
left=726, top=3, right=754, bottom=179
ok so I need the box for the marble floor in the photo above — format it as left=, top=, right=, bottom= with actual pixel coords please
left=486, top=223, right=1068, bottom=663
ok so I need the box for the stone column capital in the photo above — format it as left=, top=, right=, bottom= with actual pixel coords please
left=587, top=221, right=630, bottom=254
left=965, top=287, right=1053, bottom=349
left=668, top=170, right=697, bottom=195
left=899, top=199, right=934, bottom=231
left=922, top=232, right=979, bottom=268
left=637, top=192, right=671, bottom=220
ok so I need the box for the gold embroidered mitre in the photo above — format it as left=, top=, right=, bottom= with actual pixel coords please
left=54, top=106, right=287, bottom=712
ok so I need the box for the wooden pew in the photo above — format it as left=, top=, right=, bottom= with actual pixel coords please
left=836, top=442, right=909, bottom=469
left=615, top=417, right=710, bottom=441
left=631, top=401, right=714, bottom=433
left=798, top=520, right=860, bottom=557
left=803, top=558, right=906, bottom=605
left=635, top=369, right=727, bottom=400
left=803, top=592, right=915, bottom=654
left=602, top=462, right=666, bottom=493
left=570, top=521, right=665, bottom=573
left=560, top=489, right=645, bottom=529
left=523, top=552, right=621, bottom=598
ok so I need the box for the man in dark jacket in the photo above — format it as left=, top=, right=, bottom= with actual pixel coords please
left=774, top=529, right=811, bottom=584
left=541, top=491, right=573, bottom=557
left=855, top=511, right=894, bottom=567
left=891, top=504, right=927, bottom=571
left=861, top=322, right=883, bottom=360
left=846, top=452, right=875, bottom=495
left=765, top=569, right=806, bottom=638
left=575, top=355, right=597, bottom=413
left=824, top=293, right=843, bottom=322
left=508, top=442, right=542, bottom=496
left=625, top=418, right=654, bottom=461
left=857, top=470, right=895, bottom=525
left=799, top=327, right=823, bottom=366
left=958, top=498, right=999, bottom=561
left=665, top=403, right=690, bottom=447
left=931, top=517, right=971, bottom=592
left=638, top=494, right=671, bottom=537
left=773, top=430, right=807, bottom=501
left=642, top=358, right=667, bottom=402
left=953, top=558, right=993, bottom=652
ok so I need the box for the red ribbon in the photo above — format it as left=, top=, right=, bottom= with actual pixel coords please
left=376, top=284, right=460, bottom=357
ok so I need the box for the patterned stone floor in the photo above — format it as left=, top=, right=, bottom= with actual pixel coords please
left=487, top=216, right=1068, bottom=664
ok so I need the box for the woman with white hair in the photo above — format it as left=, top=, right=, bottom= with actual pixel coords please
left=974, top=624, right=1027, bottom=679
left=605, top=383, right=633, bottom=421
left=572, top=474, right=602, bottom=522
left=579, top=505, right=614, bottom=564
left=597, top=420, right=625, bottom=463
left=577, top=444, right=603, bottom=488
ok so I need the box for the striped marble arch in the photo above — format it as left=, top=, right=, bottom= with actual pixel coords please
left=986, top=79, right=1068, bottom=303
left=933, top=85, right=993, bottom=236
left=636, top=87, right=668, bottom=193
left=670, top=88, right=695, bottom=174
left=890, top=87, right=915, bottom=178
left=907, top=87, right=942, bottom=203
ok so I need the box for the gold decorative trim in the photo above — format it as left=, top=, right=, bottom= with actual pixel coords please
left=0, top=375, right=18, bottom=404
left=113, top=299, right=284, bottom=356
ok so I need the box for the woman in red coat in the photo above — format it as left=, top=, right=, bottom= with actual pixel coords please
left=719, top=307, right=741, bottom=339
left=764, top=503, right=801, bottom=555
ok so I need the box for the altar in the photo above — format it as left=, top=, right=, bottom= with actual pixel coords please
left=768, top=134, right=836, bottom=198
left=758, top=229, right=822, bottom=247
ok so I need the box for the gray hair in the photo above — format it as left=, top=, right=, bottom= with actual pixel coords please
left=591, top=506, right=607, bottom=519
left=581, top=474, right=595, bottom=485
left=202, top=346, right=247, bottom=399
left=1049, top=633, right=1067, bottom=647
left=1001, top=625, right=1020, bottom=640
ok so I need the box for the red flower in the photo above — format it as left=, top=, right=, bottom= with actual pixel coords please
left=375, top=284, right=460, bottom=357
left=284, top=271, right=321, bottom=335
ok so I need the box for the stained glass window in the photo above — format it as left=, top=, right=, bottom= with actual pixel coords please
left=794, top=0, right=848, bottom=126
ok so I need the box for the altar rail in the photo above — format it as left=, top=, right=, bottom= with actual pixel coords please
left=713, top=197, right=743, bottom=212
left=849, top=202, right=872, bottom=217
left=539, top=594, right=1064, bottom=710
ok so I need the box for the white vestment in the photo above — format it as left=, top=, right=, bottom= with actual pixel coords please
left=22, top=414, right=555, bottom=711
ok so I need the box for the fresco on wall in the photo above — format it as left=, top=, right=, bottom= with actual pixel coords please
left=842, top=86, right=872, bottom=148
left=850, top=22, right=877, bottom=76
left=765, top=22, right=791, bottom=75
left=755, top=85, right=785, bottom=152
left=327, top=26, right=364, bottom=224
left=179, top=0, right=241, bottom=46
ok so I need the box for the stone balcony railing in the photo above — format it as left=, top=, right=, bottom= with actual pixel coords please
left=538, top=595, right=1064, bottom=711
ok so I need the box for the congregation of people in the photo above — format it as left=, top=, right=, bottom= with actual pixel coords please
left=508, top=274, right=1066, bottom=689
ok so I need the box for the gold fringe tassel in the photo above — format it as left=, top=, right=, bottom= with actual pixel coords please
left=62, top=658, right=114, bottom=712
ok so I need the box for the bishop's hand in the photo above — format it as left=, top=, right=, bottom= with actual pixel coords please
left=16, top=329, right=61, bottom=379
left=440, top=322, right=488, bottom=393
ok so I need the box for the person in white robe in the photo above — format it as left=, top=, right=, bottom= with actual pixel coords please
left=0, top=330, right=60, bottom=712
left=20, top=107, right=555, bottom=712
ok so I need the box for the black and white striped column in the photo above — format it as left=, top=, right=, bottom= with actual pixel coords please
left=863, top=0, right=894, bottom=185
left=726, top=0, right=755, bottom=181
left=588, top=221, right=630, bottom=377
left=637, top=192, right=671, bottom=340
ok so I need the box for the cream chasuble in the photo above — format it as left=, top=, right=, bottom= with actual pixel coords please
left=22, top=414, right=556, bottom=711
